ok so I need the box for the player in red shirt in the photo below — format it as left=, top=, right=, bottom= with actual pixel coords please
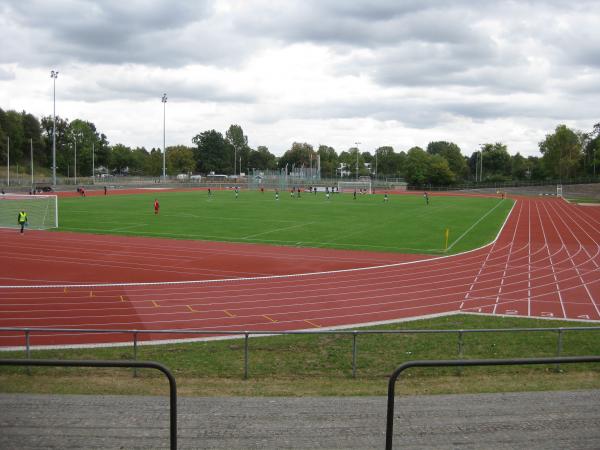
left=154, top=199, right=159, bottom=214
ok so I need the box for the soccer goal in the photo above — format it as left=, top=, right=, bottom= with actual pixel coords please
left=0, top=194, right=58, bottom=230
left=338, top=180, right=372, bottom=194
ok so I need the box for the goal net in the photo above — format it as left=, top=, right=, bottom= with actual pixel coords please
left=0, top=194, right=58, bottom=230
left=338, top=180, right=372, bottom=194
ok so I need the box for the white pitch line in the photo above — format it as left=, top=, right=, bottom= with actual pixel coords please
left=242, top=222, right=316, bottom=239
left=446, top=199, right=506, bottom=251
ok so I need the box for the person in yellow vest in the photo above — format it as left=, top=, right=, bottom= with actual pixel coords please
left=18, top=210, right=28, bottom=234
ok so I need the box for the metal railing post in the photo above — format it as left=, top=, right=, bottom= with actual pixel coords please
left=0, top=359, right=178, bottom=450
left=556, top=328, right=564, bottom=372
left=385, top=356, right=600, bottom=450
left=352, top=331, right=358, bottom=378
left=244, top=332, right=249, bottom=380
left=133, top=331, right=138, bottom=378
left=25, top=330, right=31, bottom=375
left=457, top=330, right=464, bottom=358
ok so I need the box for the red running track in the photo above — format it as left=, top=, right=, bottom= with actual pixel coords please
left=0, top=196, right=599, bottom=348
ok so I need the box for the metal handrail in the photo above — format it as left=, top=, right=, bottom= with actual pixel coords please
left=1, top=325, right=599, bottom=379
left=0, top=359, right=177, bottom=450
left=385, top=356, right=600, bottom=449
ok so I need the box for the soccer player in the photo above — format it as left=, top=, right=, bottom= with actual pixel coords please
left=384, top=193, right=388, bottom=202
left=424, top=191, right=429, bottom=205
left=154, top=199, right=159, bottom=215
left=353, top=190, right=357, bottom=200
left=208, top=188, right=212, bottom=197
left=17, top=210, right=28, bottom=234
left=275, top=189, right=279, bottom=200
left=104, top=186, right=107, bottom=195
left=235, top=186, right=239, bottom=199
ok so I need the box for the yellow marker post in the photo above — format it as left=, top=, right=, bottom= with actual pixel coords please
left=444, top=228, right=450, bottom=251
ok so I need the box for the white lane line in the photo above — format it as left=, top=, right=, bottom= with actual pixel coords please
left=535, top=201, right=567, bottom=319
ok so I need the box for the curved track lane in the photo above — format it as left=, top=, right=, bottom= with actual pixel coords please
left=0, top=197, right=599, bottom=347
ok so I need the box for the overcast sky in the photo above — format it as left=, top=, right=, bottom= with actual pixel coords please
left=1, top=0, right=598, bottom=157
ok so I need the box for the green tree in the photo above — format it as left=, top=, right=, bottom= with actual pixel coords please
left=539, top=124, right=583, bottom=179
left=166, top=145, right=196, bottom=175
left=510, top=153, right=529, bottom=180
left=144, top=148, right=164, bottom=177
left=317, top=145, right=338, bottom=178
left=248, top=145, right=277, bottom=171
left=278, top=142, right=315, bottom=171
left=40, top=115, right=70, bottom=174
left=192, top=130, right=233, bottom=174
left=427, top=141, right=467, bottom=181
left=427, top=154, right=455, bottom=185
left=127, top=147, right=149, bottom=175
left=21, top=113, right=43, bottom=168
left=480, top=143, right=511, bottom=180
left=584, top=123, right=600, bottom=177
left=527, top=156, right=546, bottom=181
left=3, top=110, right=25, bottom=165
left=109, top=144, right=133, bottom=174
left=404, top=147, right=429, bottom=186
left=374, top=146, right=405, bottom=178
left=225, top=124, right=249, bottom=175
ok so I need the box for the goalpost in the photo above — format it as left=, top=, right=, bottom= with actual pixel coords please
left=338, top=180, right=372, bottom=194
left=0, top=194, right=58, bottom=230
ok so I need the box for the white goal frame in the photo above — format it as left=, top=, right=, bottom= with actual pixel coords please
left=556, top=185, right=563, bottom=197
left=338, top=180, right=372, bottom=194
left=0, top=194, right=59, bottom=230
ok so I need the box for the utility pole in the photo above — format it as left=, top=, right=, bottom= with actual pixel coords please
left=354, top=141, right=361, bottom=181
left=30, top=138, right=34, bottom=187
left=6, top=136, right=9, bottom=187
left=50, top=70, right=58, bottom=186
left=162, top=93, right=167, bottom=181
left=92, top=141, right=95, bottom=184
left=74, top=136, right=77, bottom=185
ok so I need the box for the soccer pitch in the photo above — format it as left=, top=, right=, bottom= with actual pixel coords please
left=57, top=190, right=514, bottom=254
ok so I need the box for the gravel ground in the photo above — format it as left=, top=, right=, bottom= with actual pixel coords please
left=1, top=391, right=599, bottom=449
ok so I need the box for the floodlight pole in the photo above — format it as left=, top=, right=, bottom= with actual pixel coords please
left=162, top=93, right=167, bottom=181
left=6, top=136, right=9, bottom=187
left=50, top=70, right=58, bottom=186
left=92, top=141, right=95, bottom=184
left=30, top=138, right=34, bottom=187
left=355, top=141, right=361, bottom=181
left=74, top=136, right=77, bottom=185
left=480, top=150, right=483, bottom=182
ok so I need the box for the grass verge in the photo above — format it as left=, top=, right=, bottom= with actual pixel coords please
left=1, top=314, right=599, bottom=396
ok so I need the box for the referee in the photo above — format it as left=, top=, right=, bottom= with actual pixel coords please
left=17, top=210, right=28, bottom=234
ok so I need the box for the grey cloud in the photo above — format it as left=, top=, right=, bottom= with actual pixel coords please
left=59, top=71, right=256, bottom=104
left=1, top=0, right=254, bottom=67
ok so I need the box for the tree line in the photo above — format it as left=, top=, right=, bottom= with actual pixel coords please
left=0, top=107, right=598, bottom=185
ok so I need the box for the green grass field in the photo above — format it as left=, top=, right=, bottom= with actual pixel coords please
left=57, top=190, right=514, bottom=254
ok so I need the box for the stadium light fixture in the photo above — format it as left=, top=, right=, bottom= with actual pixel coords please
left=50, top=70, right=58, bottom=186
left=162, top=93, right=167, bottom=181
